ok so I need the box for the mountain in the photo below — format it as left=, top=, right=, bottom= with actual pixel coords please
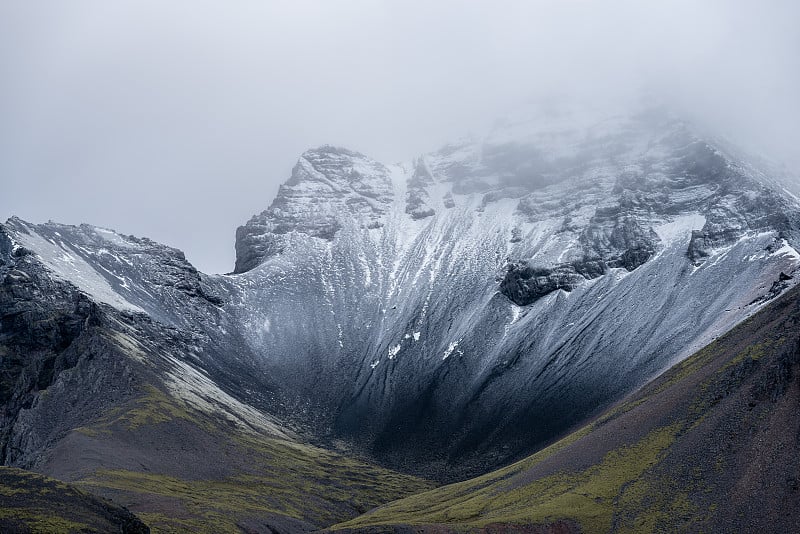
left=227, top=108, right=800, bottom=479
left=1, top=106, right=799, bottom=528
left=332, top=281, right=800, bottom=533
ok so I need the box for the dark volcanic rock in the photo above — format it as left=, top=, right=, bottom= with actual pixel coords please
left=500, top=262, right=587, bottom=306
left=0, top=250, right=138, bottom=468
left=501, top=216, right=659, bottom=305
left=4, top=108, right=800, bottom=491
left=406, top=159, right=437, bottom=220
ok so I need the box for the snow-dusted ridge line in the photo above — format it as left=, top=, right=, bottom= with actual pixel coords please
left=9, top=219, right=145, bottom=313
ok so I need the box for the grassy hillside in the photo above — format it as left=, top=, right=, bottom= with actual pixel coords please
left=0, top=466, right=148, bottom=533
left=44, top=384, right=434, bottom=533
left=333, top=286, right=800, bottom=533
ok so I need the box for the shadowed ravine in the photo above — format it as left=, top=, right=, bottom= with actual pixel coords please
left=332, top=284, right=800, bottom=533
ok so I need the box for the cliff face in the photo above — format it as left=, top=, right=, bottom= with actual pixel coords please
left=234, top=146, right=394, bottom=273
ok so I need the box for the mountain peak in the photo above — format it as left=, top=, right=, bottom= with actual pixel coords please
left=233, top=145, right=394, bottom=273
left=220, top=112, right=800, bottom=478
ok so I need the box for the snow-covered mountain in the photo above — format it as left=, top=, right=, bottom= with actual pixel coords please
left=3, top=108, right=799, bottom=480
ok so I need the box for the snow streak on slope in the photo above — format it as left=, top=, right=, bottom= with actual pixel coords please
left=9, top=219, right=144, bottom=313
left=223, top=110, right=800, bottom=478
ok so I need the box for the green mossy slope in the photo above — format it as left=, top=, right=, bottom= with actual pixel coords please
left=58, top=385, right=434, bottom=533
left=0, top=466, right=148, bottom=534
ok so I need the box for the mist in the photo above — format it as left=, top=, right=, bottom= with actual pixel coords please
left=1, top=0, right=798, bottom=274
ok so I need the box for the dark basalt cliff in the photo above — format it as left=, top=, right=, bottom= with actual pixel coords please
left=0, top=226, right=135, bottom=468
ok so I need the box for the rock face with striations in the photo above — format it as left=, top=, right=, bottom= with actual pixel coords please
left=223, top=108, right=800, bottom=479
left=234, top=146, right=394, bottom=273
left=3, top=107, right=800, bottom=482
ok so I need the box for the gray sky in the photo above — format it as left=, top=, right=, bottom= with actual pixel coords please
left=1, top=1, right=798, bottom=273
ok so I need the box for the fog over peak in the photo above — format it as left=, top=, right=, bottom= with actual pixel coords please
left=1, top=0, right=798, bottom=273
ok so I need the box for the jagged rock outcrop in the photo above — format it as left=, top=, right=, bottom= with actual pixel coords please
left=686, top=182, right=800, bottom=265
left=405, top=159, right=437, bottom=220
left=500, top=262, right=587, bottom=306
left=501, top=216, right=660, bottom=305
left=234, top=146, right=394, bottom=273
left=0, top=220, right=284, bottom=472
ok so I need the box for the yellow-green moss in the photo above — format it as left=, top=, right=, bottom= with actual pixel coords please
left=89, top=384, right=212, bottom=433
left=0, top=508, right=90, bottom=533
left=0, top=486, right=28, bottom=496
left=721, top=338, right=776, bottom=371
left=336, top=423, right=681, bottom=533
left=80, top=455, right=433, bottom=534
left=74, top=404, right=433, bottom=531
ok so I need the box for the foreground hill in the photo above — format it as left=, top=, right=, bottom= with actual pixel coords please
left=334, top=283, right=800, bottom=532
left=0, top=467, right=148, bottom=533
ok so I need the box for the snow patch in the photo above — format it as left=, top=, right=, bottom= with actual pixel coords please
left=443, top=340, right=462, bottom=360
left=504, top=304, right=524, bottom=336
left=12, top=224, right=144, bottom=313
left=93, top=227, right=134, bottom=248
left=770, top=240, right=800, bottom=261
left=653, top=213, right=706, bottom=245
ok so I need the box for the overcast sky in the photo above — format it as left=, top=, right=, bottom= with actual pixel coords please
left=1, top=1, right=798, bottom=273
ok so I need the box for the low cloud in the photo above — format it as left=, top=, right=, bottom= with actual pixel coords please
left=1, top=0, right=797, bottom=272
